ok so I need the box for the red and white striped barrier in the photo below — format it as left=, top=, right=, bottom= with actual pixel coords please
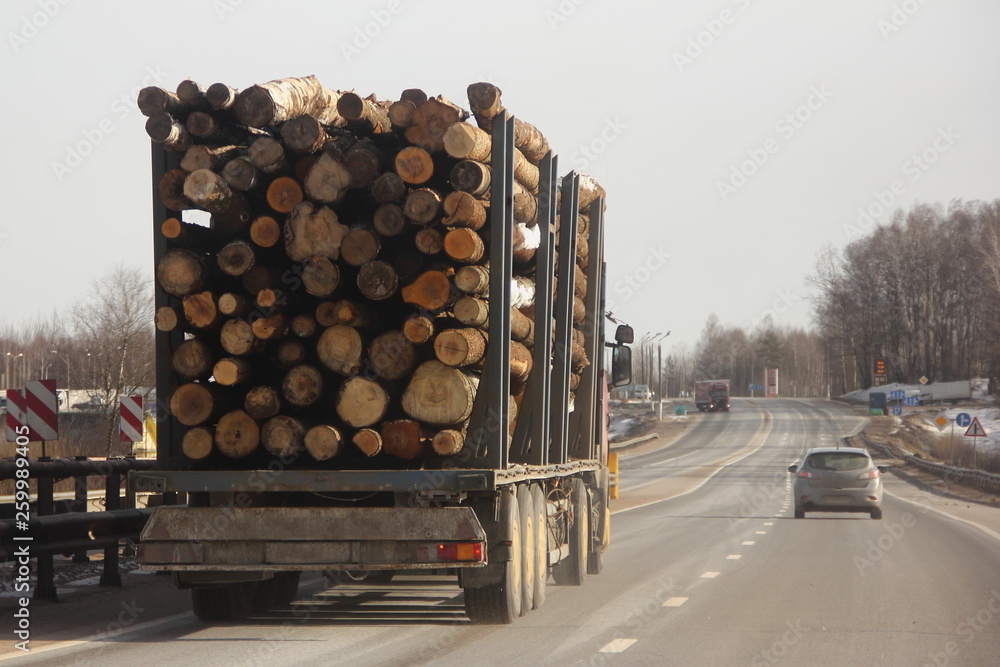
left=120, top=396, right=144, bottom=442
left=25, top=379, right=59, bottom=441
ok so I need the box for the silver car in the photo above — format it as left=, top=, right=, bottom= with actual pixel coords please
left=788, top=447, right=886, bottom=520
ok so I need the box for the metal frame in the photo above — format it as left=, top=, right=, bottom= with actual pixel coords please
left=550, top=174, right=580, bottom=465
left=130, top=462, right=601, bottom=494
left=151, top=144, right=184, bottom=466
left=511, top=151, right=558, bottom=466
left=464, top=114, right=515, bottom=468
left=568, top=196, right=606, bottom=460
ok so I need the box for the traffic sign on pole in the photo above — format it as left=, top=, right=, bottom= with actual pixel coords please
left=964, top=417, right=987, bottom=438
left=120, top=396, right=144, bottom=442
left=955, top=413, right=972, bottom=428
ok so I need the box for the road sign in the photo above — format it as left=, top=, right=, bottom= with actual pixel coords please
left=964, top=417, right=987, bottom=438
left=920, top=376, right=929, bottom=385
left=5, top=389, right=40, bottom=442
left=889, top=390, right=905, bottom=400
left=903, top=397, right=920, bottom=407
left=120, top=396, right=144, bottom=442
left=891, top=406, right=902, bottom=416
left=934, top=416, right=949, bottom=431
left=955, top=413, right=972, bottom=428
left=25, top=379, right=58, bottom=441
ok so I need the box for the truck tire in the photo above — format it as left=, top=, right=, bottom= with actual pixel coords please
left=191, top=582, right=255, bottom=622
left=587, top=493, right=607, bottom=575
left=517, top=484, right=535, bottom=615
left=552, top=478, right=588, bottom=586
left=531, top=484, right=548, bottom=610
left=464, top=489, right=522, bottom=624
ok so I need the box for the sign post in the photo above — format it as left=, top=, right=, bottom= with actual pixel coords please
left=964, top=416, right=986, bottom=468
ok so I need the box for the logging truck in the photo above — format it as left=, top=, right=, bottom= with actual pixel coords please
left=130, top=77, right=633, bottom=624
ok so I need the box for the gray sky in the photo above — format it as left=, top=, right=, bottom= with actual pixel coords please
left=2, top=0, right=997, bottom=352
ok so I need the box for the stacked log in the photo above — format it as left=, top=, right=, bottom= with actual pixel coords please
left=145, top=76, right=603, bottom=468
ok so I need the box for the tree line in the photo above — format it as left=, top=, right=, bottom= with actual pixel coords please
left=631, top=199, right=1000, bottom=399
left=812, top=199, right=1000, bottom=392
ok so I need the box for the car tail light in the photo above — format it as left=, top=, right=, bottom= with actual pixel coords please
left=797, top=470, right=819, bottom=479
left=858, top=469, right=881, bottom=480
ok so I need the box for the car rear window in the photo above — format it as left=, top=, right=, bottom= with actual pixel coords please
left=806, top=452, right=870, bottom=471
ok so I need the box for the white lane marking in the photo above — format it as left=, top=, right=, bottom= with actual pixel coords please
left=663, top=597, right=689, bottom=607
left=742, top=541, right=756, bottom=545
left=755, top=530, right=767, bottom=535
left=614, top=410, right=773, bottom=514
left=701, top=571, right=720, bottom=578
left=726, top=554, right=742, bottom=560
left=764, top=522, right=774, bottom=526
left=0, top=613, right=192, bottom=661
left=599, top=639, right=638, bottom=653
left=886, top=490, right=1000, bottom=544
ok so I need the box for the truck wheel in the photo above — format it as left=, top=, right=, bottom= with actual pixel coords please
left=587, top=496, right=607, bottom=576
left=464, top=489, right=522, bottom=624
left=552, top=478, right=588, bottom=586
left=531, top=484, right=548, bottom=610
left=517, top=484, right=535, bottom=615
left=191, top=582, right=254, bottom=622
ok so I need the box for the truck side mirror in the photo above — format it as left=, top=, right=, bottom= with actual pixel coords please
left=611, top=345, right=631, bottom=387
left=614, top=324, right=634, bottom=344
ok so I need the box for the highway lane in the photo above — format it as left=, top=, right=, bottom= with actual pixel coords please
left=11, top=399, right=1000, bottom=666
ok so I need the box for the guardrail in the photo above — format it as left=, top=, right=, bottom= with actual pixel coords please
left=1, top=456, right=159, bottom=602
left=609, top=433, right=660, bottom=451
left=859, top=433, right=1000, bottom=493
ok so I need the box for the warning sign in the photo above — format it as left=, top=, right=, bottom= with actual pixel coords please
left=964, top=417, right=987, bottom=438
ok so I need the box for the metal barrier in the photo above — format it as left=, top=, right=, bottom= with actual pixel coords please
left=859, top=433, right=1000, bottom=493
left=1, top=456, right=158, bottom=601
left=609, top=433, right=660, bottom=451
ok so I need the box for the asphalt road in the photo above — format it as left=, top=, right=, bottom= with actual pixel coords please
left=9, top=398, right=1000, bottom=666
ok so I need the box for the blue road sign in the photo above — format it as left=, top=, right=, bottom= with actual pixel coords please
left=889, top=390, right=906, bottom=400
left=956, top=412, right=972, bottom=428
left=903, top=397, right=920, bottom=407
left=891, top=406, right=903, bottom=416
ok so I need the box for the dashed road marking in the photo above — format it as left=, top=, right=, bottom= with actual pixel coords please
left=764, top=522, right=774, bottom=526
left=726, top=554, right=742, bottom=560
left=701, top=571, right=720, bottom=578
left=755, top=530, right=767, bottom=535
left=742, top=541, right=756, bottom=545
left=599, top=639, right=638, bottom=653
left=663, top=597, right=688, bottom=607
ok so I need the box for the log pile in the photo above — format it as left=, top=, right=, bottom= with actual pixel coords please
left=144, top=75, right=603, bottom=467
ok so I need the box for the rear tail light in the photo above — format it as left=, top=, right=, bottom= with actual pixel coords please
left=415, top=542, right=484, bottom=563
left=858, top=469, right=881, bottom=480
left=797, top=471, right=819, bottom=479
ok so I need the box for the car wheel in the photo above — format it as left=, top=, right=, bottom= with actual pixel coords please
left=871, top=508, right=883, bottom=520
left=794, top=508, right=805, bottom=519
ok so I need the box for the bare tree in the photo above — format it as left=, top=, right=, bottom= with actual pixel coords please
left=71, top=266, right=154, bottom=454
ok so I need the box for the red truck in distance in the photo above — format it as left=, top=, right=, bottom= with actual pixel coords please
left=695, top=380, right=731, bottom=412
